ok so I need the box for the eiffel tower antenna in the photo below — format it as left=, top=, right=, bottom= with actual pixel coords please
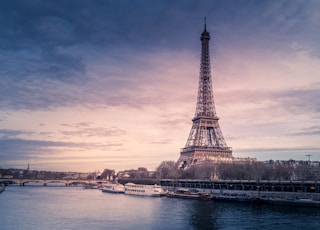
left=178, top=20, right=232, bottom=169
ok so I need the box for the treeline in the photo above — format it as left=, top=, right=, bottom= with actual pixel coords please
left=154, top=160, right=320, bottom=181
left=3, top=160, right=318, bottom=182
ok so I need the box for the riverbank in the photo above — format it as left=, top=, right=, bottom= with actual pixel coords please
left=162, top=185, right=320, bottom=208
left=209, top=189, right=320, bottom=207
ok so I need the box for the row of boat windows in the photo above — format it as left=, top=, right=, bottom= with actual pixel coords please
left=126, top=185, right=144, bottom=188
left=125, top=189, right=145, bottom=193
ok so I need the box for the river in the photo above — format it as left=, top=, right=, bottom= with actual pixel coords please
left=0, top=185, right=319, bottom=230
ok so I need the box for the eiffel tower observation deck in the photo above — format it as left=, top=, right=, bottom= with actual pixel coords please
left=178, top=20, right=233, bottom=169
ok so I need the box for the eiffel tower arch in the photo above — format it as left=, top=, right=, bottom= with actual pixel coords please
left=178, top=21, right=233, bottom=169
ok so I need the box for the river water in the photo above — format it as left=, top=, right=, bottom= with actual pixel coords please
left=1, top=185, right=320, bottom=230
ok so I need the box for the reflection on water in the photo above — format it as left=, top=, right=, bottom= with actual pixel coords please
left=0, top=186, right=320, bottom=230
left=185, top=201, right=217, bottom=229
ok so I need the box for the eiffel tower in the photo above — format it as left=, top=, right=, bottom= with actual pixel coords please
left=178, top=20, right=232, bottom=169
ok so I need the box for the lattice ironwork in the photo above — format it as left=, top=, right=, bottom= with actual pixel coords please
left=178, top=21, right=232, bottom=168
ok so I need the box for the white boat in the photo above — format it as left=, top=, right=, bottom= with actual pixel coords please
left=101, top=183, right=125, bottom=194
left=124, top=183, right=163, bottom=196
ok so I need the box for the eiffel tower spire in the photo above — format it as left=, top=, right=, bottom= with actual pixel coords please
left=178, top=20, right=232, bottom=169
left=196, top=17, right=216, bottom=118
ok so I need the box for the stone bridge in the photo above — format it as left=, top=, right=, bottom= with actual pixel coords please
left=0, top=178, right=105, bottom=186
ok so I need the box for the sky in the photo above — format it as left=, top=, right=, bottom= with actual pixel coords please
left=1, top=0, right=320, bottom=173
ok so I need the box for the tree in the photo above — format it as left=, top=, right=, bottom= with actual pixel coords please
left=100, top=168, right=115, bottom=181
left=295, top=163, right=317, bottom=181
left=155, top=161, right=178, bottom=179
left=194, top=160, right=215, bottom=179
left=274, top=161, right=294, bottom=181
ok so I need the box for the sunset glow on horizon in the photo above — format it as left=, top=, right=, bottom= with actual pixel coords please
left=1, top=0, right=320, bottom=172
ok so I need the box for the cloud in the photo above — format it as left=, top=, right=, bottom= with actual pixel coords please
left=61, top=122, right=92, bottom=128
left=0, top=4, right=87, bottom=83
left=1, top=0, right=319, bottom=113
left=150, top=139, right=174, bottom=145
left=60, top=123, right=126, bottom=137
left=290, top=126, right=320, bottom=136
left=1, top=0, right=320, bottom=171
left=0, top=138, right=122, bottom=161
left=0, top=129, right=34, bottom=139
left=0, top=78, right=81, bottom=110
left=0, top=46, right=198, bottom=111
left=217, top=85, right=320, bottom=117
